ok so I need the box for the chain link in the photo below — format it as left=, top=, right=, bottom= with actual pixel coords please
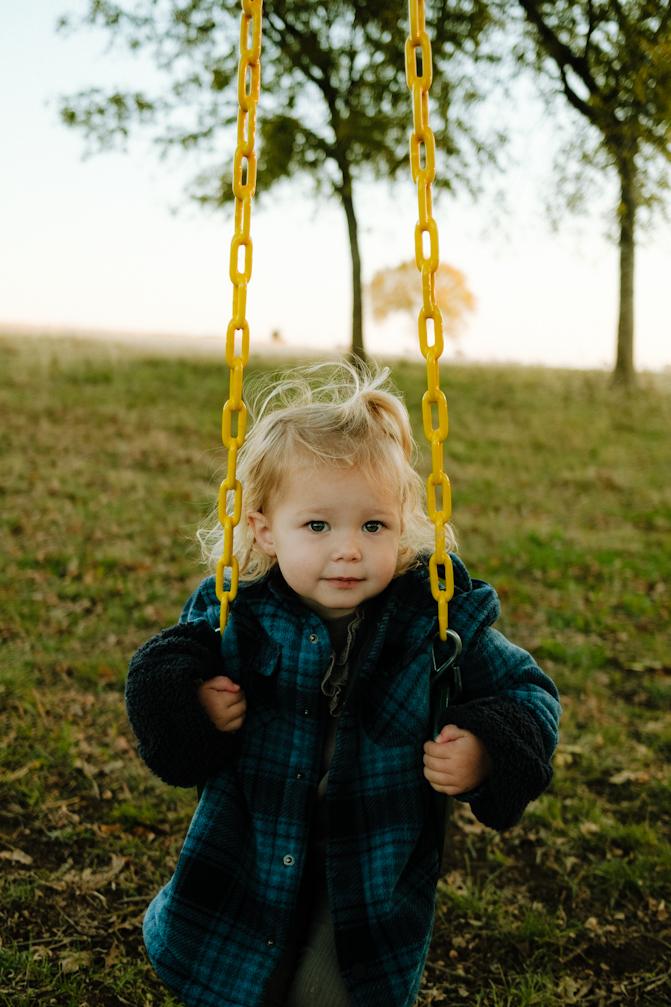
left=217, top=0, right=263, bottom=633
left=406, top=0, right=453, bottom=640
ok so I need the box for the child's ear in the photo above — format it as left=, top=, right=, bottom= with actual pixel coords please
left=247, top=511, right=276, bottom=556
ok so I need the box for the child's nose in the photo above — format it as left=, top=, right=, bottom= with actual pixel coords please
left=332, top=534, right=362, bottom=561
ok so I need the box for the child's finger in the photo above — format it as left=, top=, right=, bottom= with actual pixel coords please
left=423, top=750, right=455, bottom=773
left=223, top=696, right=247, bottom=718
left=424, top=739, right=456, bottom=759
left=423, top=765, right=461, bottom=794
left=210, top=698, right=246, bottom=731
left=423, top=763, right=454, bottom=784
left=222, top=714, right=245, bottom=733
left=434, top=724, right=466, bottom=744
left=203, top=676, right=241, bottom=692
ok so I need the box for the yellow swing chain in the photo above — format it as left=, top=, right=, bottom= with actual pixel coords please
left=406, top=0, right=453, bottom=641
left=216, top=0, right=450, bottom=637
left=216, top=0, right=263, bottom=634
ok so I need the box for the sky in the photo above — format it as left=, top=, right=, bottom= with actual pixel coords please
left=1, top=1, right=669, bottom=372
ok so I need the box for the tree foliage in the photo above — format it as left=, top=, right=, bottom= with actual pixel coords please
left=367, top=259, right=475, bottom=340
left=58, top=0, right=498, bottom=360
left=512, top=0, right=671, bottom=384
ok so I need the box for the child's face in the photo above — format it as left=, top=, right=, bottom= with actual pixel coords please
left=248, top=462, right=402, bottom=620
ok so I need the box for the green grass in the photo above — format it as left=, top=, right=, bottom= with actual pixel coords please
left=1, top=334, right=670, bottom=1005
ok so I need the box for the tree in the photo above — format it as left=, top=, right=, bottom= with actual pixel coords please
left=512, top=1, right=671, bottom=386
left=367, top=259, right=475, bottom=344
left=58, top=0, right=498, bottom=361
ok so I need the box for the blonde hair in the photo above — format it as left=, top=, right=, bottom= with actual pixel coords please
left=197, top=361, right=456, bottom=580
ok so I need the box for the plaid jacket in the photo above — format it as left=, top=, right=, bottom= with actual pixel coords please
left=126, top=556, right=560, bottom=1007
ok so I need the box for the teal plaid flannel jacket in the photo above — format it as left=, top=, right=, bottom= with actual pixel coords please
left=126, top=555, right=560, bottom=1007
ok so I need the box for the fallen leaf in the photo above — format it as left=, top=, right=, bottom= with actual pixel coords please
left=105, top=942, right=123, bottom=967
left=60, top=951, right=93, bottom=974
left=0, top=848, right=34, bottom=865
left=559, top=976, right=595, bottom=1001
left=0, top=759, right=41, bottom=783
left=95, top=823, right=123, bottom=836
left=101, top=759, right=124, bottom=774
left=77, top=853, right=127, bottom=891
left=609, top=769, right=651, bottom=785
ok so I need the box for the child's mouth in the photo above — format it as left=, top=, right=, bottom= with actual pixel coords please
left=326, top=577, right=362, bottom=588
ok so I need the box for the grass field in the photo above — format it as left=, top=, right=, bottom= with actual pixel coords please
left=1, top=334, right=669, bottom=1006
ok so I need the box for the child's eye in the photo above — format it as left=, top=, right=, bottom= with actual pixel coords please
left=307, top=520, right=329, bottom=533
left=363, top=520, right=384, bottom=533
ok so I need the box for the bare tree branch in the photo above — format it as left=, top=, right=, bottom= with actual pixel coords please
left=518, top=0, right=601, bottom=97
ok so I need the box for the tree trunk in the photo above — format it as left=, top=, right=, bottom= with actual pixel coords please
left=339, top=171, right=366, bottom=366
left=613, top=164, right=636, bottom=387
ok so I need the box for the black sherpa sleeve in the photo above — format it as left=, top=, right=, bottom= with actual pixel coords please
left=439, top=696, right=553, bottom=831
left=436, top=624, right=560, bottom=831
left=125, top=620, right=240, bottom=787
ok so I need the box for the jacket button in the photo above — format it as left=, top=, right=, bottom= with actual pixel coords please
left=308, top=633, right=318, bottom=643
left=303, top=707, right=311, bottom=716
left=295, top=771, right=304, bottom=780
left=283, top=854, right=295, bottom=867
left=266, top=937, right=275, bottom=947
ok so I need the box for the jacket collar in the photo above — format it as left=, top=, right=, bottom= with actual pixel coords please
left=233, top=553, right=499, bottom=658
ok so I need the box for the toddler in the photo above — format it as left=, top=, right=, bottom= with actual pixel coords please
left=126, top=363, right=560, bottom=1007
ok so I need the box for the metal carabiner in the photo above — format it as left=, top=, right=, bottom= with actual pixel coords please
left=430, top=628, right=462, bottom=686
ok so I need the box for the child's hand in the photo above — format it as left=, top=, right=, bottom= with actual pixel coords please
left=423, top=725, right=491, bottom=795
left=197, top=676, right=247, bottom=732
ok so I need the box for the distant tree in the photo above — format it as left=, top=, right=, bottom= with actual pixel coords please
left=367, top=259, right=475, bottom=344
left=512, top=1, right=671, bottom=386
left=58, top=0, right=498, bottom=362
